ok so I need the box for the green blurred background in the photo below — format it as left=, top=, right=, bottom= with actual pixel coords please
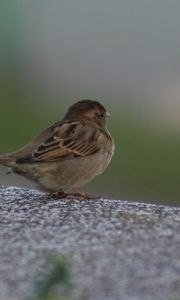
left=0, top=1, right=180, bottom=205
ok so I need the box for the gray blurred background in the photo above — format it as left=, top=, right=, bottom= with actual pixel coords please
left=0, top=1, right=180, bottom=205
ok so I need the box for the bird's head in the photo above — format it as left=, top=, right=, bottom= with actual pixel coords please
left=63, top=99, right=110, bottom=127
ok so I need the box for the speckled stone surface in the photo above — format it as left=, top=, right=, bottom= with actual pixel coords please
left=0, top=186, right=180, bottom=300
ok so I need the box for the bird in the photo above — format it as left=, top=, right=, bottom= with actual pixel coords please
left=0, top=99, right=114, bottom=199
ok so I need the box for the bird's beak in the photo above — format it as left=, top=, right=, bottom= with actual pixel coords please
left=106, top=112, right=110, bottom=118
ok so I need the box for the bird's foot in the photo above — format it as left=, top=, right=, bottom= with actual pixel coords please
left=69, top=188, right=100, bottom=200
left=52, top=191, right=68, bottom=199
left=52, top=189, right=100, bottom=200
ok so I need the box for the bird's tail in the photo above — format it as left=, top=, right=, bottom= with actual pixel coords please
left=0, top=154, right=16, bottom=167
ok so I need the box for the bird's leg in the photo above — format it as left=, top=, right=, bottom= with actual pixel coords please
left=70, top=188, right=99, bottom=200
left=52, top=191, right=68, bottom=199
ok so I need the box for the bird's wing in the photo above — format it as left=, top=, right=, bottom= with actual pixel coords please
left=19, top=121, right=104, bottom=162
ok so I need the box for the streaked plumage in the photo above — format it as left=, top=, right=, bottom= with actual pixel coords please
left=0, top=100, right=114, bottom=197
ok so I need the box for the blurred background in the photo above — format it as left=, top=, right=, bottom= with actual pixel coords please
left=0, top=0, right=180, bottom=205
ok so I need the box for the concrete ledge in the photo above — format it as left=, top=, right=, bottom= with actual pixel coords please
left=0, top=186, right=180, bottom=300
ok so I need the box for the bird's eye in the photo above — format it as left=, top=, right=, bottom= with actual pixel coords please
left=98, top=112, right=105, bottom=118
left=98, top=111, right=110, bottom=118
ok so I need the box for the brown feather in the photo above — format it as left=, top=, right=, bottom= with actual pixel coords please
left=20, top=121, right=103, bottom=162
left=0, top=155, right=16, bottom=167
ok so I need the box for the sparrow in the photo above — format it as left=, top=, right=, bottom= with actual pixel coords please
left=0, top=100, right=114, bottom=198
